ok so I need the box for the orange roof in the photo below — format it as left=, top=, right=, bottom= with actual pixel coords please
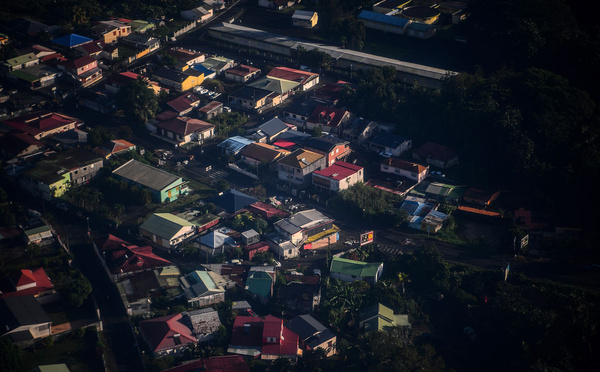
left=457, top=206, right=503, bottom=217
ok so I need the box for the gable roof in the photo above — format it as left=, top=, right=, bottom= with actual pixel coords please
left=198, top=101, right=223, bottom=113
left=110, top=245, right=173, bottom=275
left=2, top=111, right=83, bottom=138
left=139, top=213, right=194, bottom=240
left=277, top=148, right=324, bottom=169
left=3, top=52, right=38, bottom=67
left=200, top=231, right=236, bottom=249
left=382, top=158, right=427, bottom=174
left=245, top=271, right=273, bottom=298
left=2, top=268, right=53, bottom=298
left=247, top=201, right=291, bottom=219
left=258, top=117, right=289, bottom=137
left=267, top=67, right=318, bottom=85
left=153, top=66, right=193, bottom=83
left=167, top=93, right=201, bottom=113
left=307, top=105, right=349, bottom=129
left=285, top=314, right=335, bottom=349
left=181, top=308, right=222, bottom=335
left=93, top=139, right=136, bottom=158
left=156, top=117, right=214, bottom=136
left=248, top=76, right=299, bottom=94
left=51, top=34, right=93, bottom=48
left=313, top=161, right=363, bottom=181
left=112, top=159, right=181, bottom=191
left=274, top=209, right=333, bottom=235
left=217, top=136, right=255, bottom=154
left=359, top=303, right=410, bottom=331
left=304, top=136, right=348, bottom=153
left=224, top=64, right=260, bottom=77
left=139, top=313, right=197, bottom=353
left=229, top=86, right=272, bottom=101
left=230, top=315, right=298, bottom=357
left=330, top=257, right=382, bottom=278
left=0, top=296, right=50, bottom=333
left=241, top=143, right=289, bottom=163
left=181, top=270, right=225, bottom=299
left=209, top=189, right=258, bottom=213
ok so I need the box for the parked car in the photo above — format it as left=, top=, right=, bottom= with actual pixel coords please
left=223, top=106, right=232, bottom=112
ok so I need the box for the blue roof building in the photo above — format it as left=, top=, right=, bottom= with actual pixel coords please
left=217, top=136, right=255, bottom=155
left=51, top=34, right=93, bottom=49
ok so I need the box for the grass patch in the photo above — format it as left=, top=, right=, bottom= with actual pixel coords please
left=21, top=332, right=103, bottom=372
left=43, top=297, right=97, bottom=325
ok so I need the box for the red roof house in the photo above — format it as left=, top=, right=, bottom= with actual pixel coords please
left=164, top=355, right=249, bottom=372
left=247, top=201, right=291, bottom=219
left=267, top=67, right=319, bottom=91
left=139, top=313, right=197, bottom=356
left=305, top=105, right=352, bottom=134
left=2, top=111, right=83, bottom=140
left=167, top=93, right=201, bottom=116
left=1, top=267, right=53, bottom=299
left=228, top=315, right=300, bottom=362
left=312, top=161, right=364, bottom=192
left=95, top=234, right=173, bottom=280
left=93, top=139, right=136, bottom=159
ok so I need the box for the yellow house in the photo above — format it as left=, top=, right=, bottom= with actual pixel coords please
left=292, top=10, right=319, bottom=28
left=93, top=20, right=132, bottom=44
left=153, top=66, right=204, bottom=92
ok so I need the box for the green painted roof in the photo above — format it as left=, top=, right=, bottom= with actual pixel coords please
left=330, top=257, right=382, bottom=278
left=248, top=76, right=300, bottom=94
left=360, top=303, right=410, bottom=332
left=29, top=364, right=71, bottom=372
left=139, top=213, right=193, bottom=240
left=245, top=271, right=272, bottom=298
left=4, top=53, right=37, bottom=67
left=9, top=69, right=38, bottom=82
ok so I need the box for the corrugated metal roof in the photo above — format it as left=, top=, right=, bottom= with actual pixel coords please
left=139, top=213, right=193, bottom=240
left=358, top=10, right=410, bottom=28
left=112, top=159, right=181, bottom=192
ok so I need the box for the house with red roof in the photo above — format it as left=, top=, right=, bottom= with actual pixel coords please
left=58, top=55, right=102, bottom=87
left=412, top=141, right=459, bottom=169
left=139, top=313, right=198, bottom=356
left=223, top=64, right=261, bottom=83
left=312, top=161, right=364, bottom=192
left=155, top=117, right=215, bottom=147
left=95, top=234, right=173, bottom=281
left=228, top=315, right=301, bottom=362
left=104, top=71, right=162, bottom=95
left=0, top=268, right=55, bottom=302
left=167, top=93, right=201, bottom=116
left=305, top=105, right=353, bottom=134
left=197, top=101, right=223, bottom=120
left=381, top=158, right=429, bottom=183
left=1, top=110, right=83, bottom=140
left=164, top=356, right=249, bottom=372
left=267, top=66, right=319, bottom=91
left=93, top=139, right=136, bottom=159
left=247, top=201, right=291, bottom=220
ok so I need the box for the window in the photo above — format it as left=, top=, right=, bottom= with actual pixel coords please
left=267, top=337, right=277, bottom=343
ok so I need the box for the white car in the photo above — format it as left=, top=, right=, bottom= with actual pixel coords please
left=379, top=151, right=393, bottom=158
left=274, top=260, right=281, bottom=267
left=223, top=106, right=232, bottom=112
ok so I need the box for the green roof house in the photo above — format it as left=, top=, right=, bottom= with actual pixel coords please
left=139, top=213, right=197, bottom=250
left=330, top=257, right=383, bottom=284
left=180, top=270, right=225, bottom=307
left=112, top=159, right=188, bottom=203
left=245, top=269, right=274, bottom=305
left=359, top=303, right=410, bottom=332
